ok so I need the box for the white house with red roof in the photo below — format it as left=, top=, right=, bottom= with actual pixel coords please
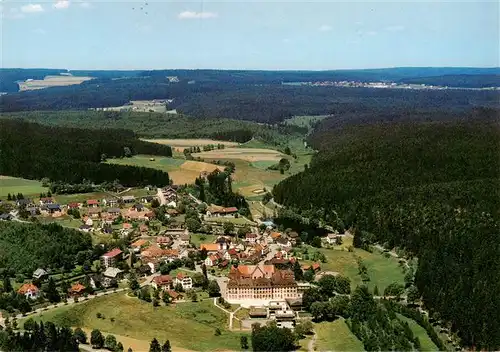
left=87, top=199, right=99, bottom=208
left=174, top=272, right=193, bottom=290
left=18, top=283, right=40, bottom=299
left=100, top=248, right=123, bottom=268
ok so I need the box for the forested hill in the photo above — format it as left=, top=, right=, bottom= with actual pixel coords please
left=1, top=75, right=498, bottom=123
left=273, top=110, right=500, bottom=349
left=0, top=119, right=172, bottom=186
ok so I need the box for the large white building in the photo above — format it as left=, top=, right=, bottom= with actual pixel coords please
left=225, top=265, right=299, bottom=305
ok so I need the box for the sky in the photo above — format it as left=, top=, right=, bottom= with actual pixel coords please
left=1, top=0, right=499, bottom=70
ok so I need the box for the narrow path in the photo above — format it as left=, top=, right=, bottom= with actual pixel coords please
left=308, top=331, right=317, bottom=352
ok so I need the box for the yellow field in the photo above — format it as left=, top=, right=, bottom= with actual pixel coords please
left=170, top=161, right=225, bottom=184
left=18, top=75, right=93, bottom=91
left=192, top=148, right=284, bottom=162
left=143, top=139, right=240, bottom=152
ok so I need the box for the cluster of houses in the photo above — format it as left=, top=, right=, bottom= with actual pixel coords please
left=200, top=236, right=270, bottom=268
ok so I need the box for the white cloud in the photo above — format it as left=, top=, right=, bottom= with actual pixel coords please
left=385, top=25, right=405, bottom=32
left=318, top=24, right=332, bottom=32
left=53, top=0, right=70, bottom=9
left=3, top=7, right=25, bottom=19
left=177, top=11, right=217, bottom=19
left=20, top=4, right=44, bottom=13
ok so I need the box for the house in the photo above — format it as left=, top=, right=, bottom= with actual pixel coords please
left=166, top=290, right=183, bottom=301
left=205, top=253, right=220, bottom=267
left=80, top=224, right=92, bottom=232
left=32, top=268, right=48, bottom=280
left=103, top=267, right=124, bottom=284
left=46, top=203, right=61, bottom=213
left=133, top=203, right=145, bottom=211
left=160, top=186, right=178, bottom=203
left=18, top=283, right=40, bottom=299
left=67, top=202, right=80, bottom=209
left=69, top=283, right=86, bottom=296
left=136, top=265, right=153, bottom=276
left=180, top=233, right=190, bottom=246
left=106, top=208, right=121, bottom=216
left=200, top=243, right=221, bottom=254
left=141, top=195, right=155, bottom=203
left=152, top=275, right=173, bottom=290
left=276, top=237, right=292, bottom=249
left=131, top=239, right=149, bottom=252
left=166, top=209, right=179, bottom=217
left=39, top=197, right=54, bottom=205
left=88, top=207, right=101, bottom=219
left=206, top=205, right=238, bottom=217
left=16, top=198, right=34, bottom=207
left=174, top=273, right=193, bottom=290
left=302, top=263, right=321, bottom=273
left=87, top=199, right=99, bottom=207
left=215, top=236, right=231, bottom=250
left=222, top=250, right=232, bottom=261
left=270, top=232, right=281, bottom=240
left=245, top=233, right=257, bottom=244
left=121, top=195, right=136, bottom=204
left=157, top=236, right=173, bottom=246
left=218, top=260, right=229, bottom=268
left=26, top=206, right=39, bottom=216
left=102, top=198, right=119, bottom=207
left=326, top=232, right=343, bottom=245
left=100, top=248, right=123, bottom=268
left=123, top=223, right=133, bottom=230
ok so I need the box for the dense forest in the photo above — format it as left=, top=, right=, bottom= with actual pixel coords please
left=1, top=77, right=498, bottom=122
left=273, top=109, right=500, bottom=349
left=0, top=222, right=92, bottom=275
left=2, top=67, right=499, bottom=93
left=0, top=110, right=303, bottom=144
left=0, top=119, right=172, bottom=186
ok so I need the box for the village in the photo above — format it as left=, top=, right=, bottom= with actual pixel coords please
left=1, top=180, right=352, bottom=335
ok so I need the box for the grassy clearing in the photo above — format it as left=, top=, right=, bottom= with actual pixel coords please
left=283, top=115, right=329, bottom=129
left=248, top=201, right=276, bottom=220
left=397, top=314, right=438, bottom=351
left=192, top=148, right=283, bottom=162
left=53, top=192, right=110, bottom=204
left=301, top=247, right=405, bottom=292
left=142, top=138, right=239, bottom=150
left=0, top=176, right=48, bottom=198
left=250, top=160, right=277, bottom=169
left=315, top=319, right=364, bottom=351
left=37, top=215, right=82, bottom=229
left=190, top=233, right=218, bottom=247
left=204, top=217, right=256, bottom=226
left=24, top=293, right=247, bottom=351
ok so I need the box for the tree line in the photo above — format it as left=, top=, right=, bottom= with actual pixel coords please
left=273, top=113, right=500, bottom=349
left=0, top=119, right=171, bottom=187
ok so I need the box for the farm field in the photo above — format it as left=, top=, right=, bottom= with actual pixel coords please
left=315, top=319, right=364, bottom=351
left=143, top=138, right=240, bottom=152
left=300, top=247, right=405, bottom=292
left=192, top=148, right=284, bottom=162
left=397, top=314, right=438, bottom=351
left=18, top=75, right=93, bottom=91
left=24, top=293, right=248, bottom=351
left=53, top=192, right=110, bottom=204
left=105, top=155, right=223, bottom=185
left=0, top=176, right=48, bottom=198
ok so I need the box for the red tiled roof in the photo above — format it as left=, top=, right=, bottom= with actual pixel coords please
left=200, top=243, right=219, bottom=251
left=18, top=283, right=39, bottom=294
left=103, top=248, right=122, bottom=258
left=131, top=239, right=148, bottom=247
left=222, top=207, right=238, bottom=213
left=153, top=275, right=172, bottom=286
left=166, top=290, right=180, bottom=299
left=68, top=202, right=79, bottom=208
left=87, top=199, right=99, bottom=205
left=246, top=233, right=257, bottom=238
left=312, top=263, right=321, bottom=270
left=123, top=223, right=132, bottom=229
left=176, top=272, right=188, bottom=279
left=70, top=283, right=86, bottom=293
